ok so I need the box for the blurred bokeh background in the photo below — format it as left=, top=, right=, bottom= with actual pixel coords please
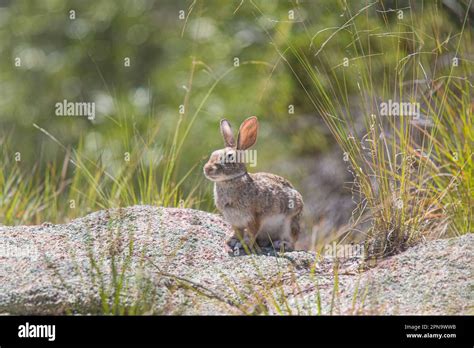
left=0, top=0, right=472, bottom=245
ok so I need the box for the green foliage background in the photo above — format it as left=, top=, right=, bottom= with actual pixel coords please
left=0, top=0, right=471, bottom=234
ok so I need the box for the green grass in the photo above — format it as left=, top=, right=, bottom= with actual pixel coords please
left=270, top=1, right=473, bottom=257
left=0, top=123, right=201, bottom=225
left=0, top=76, right=204, bottom=226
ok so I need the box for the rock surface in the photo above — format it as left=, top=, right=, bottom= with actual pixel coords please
left=0, top=206, right=472, bottom=315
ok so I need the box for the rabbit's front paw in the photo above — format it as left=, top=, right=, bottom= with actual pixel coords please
left=226, top=236, right=241, bottom=249
left=274, top=240, right=294, bottom=252
left=227, top=237, right=244, bottom=256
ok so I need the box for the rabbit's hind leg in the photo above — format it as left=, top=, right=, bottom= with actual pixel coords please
left=290, top=211, right=303, bottom=245
left=271, top=216, right=295, bottom=252
left=271, top=212, right=302, bottom=252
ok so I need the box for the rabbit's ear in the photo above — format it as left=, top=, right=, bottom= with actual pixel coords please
left=220, top=119, right=235, bottom=147
left=237, top=116, right=259, bottom=150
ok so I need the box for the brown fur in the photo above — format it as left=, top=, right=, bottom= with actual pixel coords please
left=204, top=117, right=304, bottom=250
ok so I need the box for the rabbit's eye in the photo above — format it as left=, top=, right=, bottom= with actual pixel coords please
left=226, top=152, right=235, bottom=162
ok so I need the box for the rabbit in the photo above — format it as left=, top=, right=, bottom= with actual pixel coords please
left=203, top=116, right=304, bottom=251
